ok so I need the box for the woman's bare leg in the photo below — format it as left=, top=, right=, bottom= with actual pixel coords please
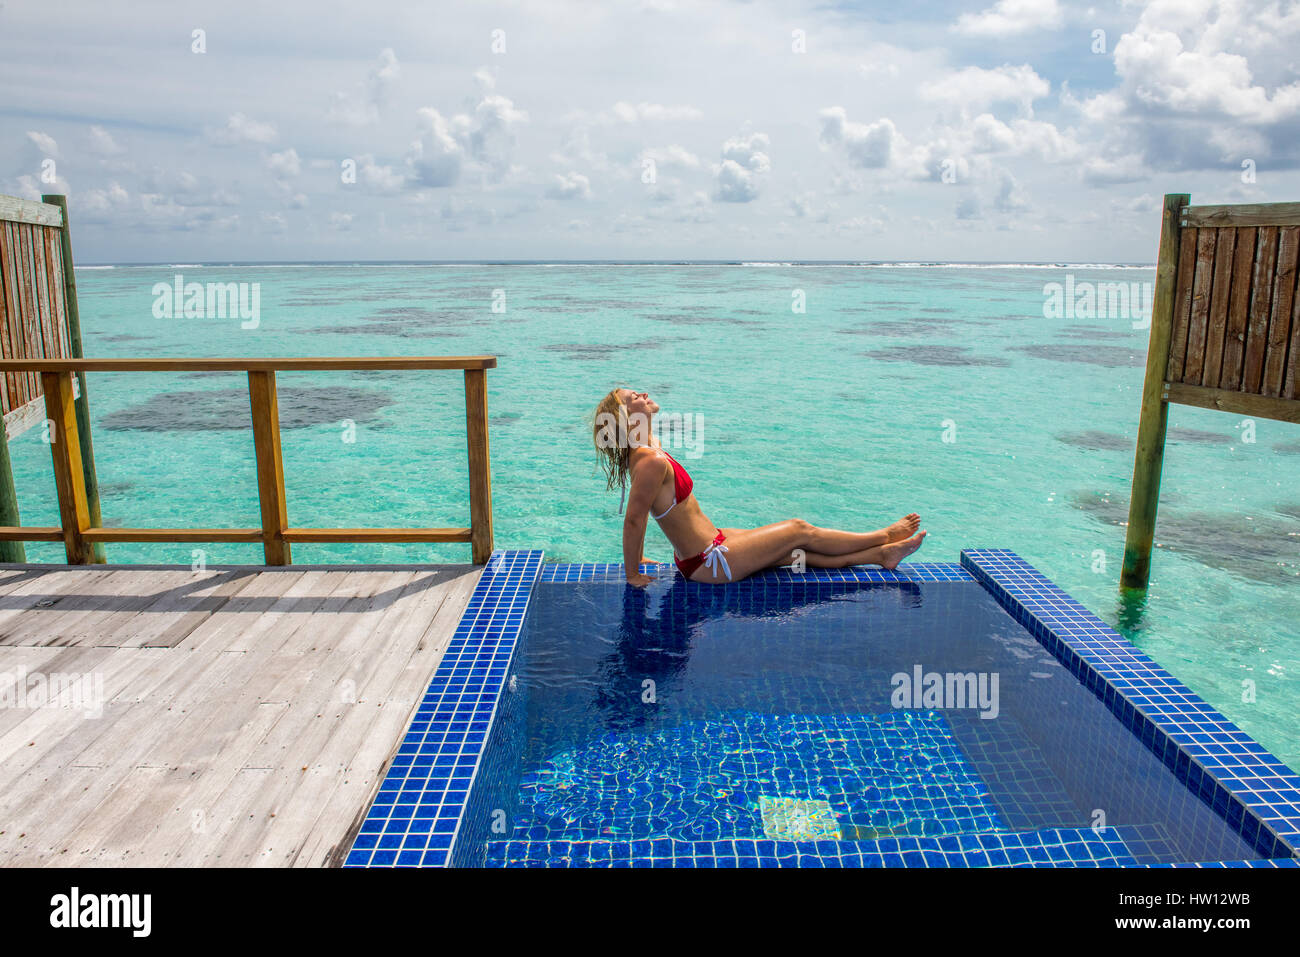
left=701, top=520, right=926, bottom=581
left=791, top=533, right=927, bottom=570
left=801, top=514, right=920, bottom=554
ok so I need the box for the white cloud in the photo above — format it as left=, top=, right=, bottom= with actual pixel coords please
left=919, top=64, right=1050, bottom=117
left=266, top=148, right=301, bottom=180
left=1111, top=12, right=1300, bottom=124
left=87, top=126, right=125, bottom=156
left=356, top=155, right=407, bottom=193
left=641, top=145, right=701, bottom=169
left=545, top=171, right=592, bottom=200
left=818, top=108, right=898, bottom=169
left=713, top=131, right=770, bottom=202
left=407, top=107, right=468, bottom=187
left=26, top=131, right=58, bottom=157
left=206, top=113, right=277, bottom=146
left=327, top=48, right=400, bottom=126
left=568, top=102, right=704, bottom=125
left=954, top=0, right=1064, bottom=37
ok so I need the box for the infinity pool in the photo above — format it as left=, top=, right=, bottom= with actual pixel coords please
left=343, top=550, right=1300, bottom=868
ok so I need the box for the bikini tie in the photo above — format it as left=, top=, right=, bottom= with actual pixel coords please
left=703, top=541, right=731, bottom=580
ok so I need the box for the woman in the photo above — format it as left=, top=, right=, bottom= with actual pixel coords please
left=593, top=387, right=926, bottom=587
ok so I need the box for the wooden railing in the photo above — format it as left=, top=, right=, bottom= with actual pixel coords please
left=1121, top=195, right=1300, bottom=592
left=0, top=356, right=497, bottom=564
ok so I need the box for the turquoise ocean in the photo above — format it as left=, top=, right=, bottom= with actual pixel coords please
left=8, top=263, right=1298, bottom=769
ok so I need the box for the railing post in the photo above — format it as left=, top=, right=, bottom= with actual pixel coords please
left=41, top=370, right=93, bottom=563
left=463, top=367, right=494, bottom=564
left=1121, top=193, right=1190, bottom=593
left=43, top=194, right=107, bottom=563
left=248, top=370, right=291, bottom=565
left=0, top=426, right=25, bottom=562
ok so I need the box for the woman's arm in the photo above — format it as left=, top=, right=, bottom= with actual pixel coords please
left=622, top=452, right=666, bottom=586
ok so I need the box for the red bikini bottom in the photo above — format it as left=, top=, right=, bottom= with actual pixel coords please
left=674, top=530, right=728, bottom=579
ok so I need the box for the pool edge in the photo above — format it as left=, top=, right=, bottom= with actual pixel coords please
left=961, top=547, right=1300, bottom=863
left=343, top=549, right=1300, bottom=868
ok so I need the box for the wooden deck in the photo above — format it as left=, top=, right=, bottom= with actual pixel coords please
left=0, top=562, right=482, bottom=867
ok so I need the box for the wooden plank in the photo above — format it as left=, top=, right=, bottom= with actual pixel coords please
left=82, top=527, right=264, bottom=543
left=48, top=569, right=224, bottom=650
left=40, top=370, right=92, bottom=563
left=248, top=371, right=290, bottom=565
left=1219, top=226, right=1257, bottom=391
left=464, top=368, right=494, bottom=564
left=106, top=568, right=267, bottom=650
left=1200, top=227, right=1236, bottom=387
left=1244, top=227, right=1279, bottom=393
left=1164, top=381, right=1300, bottom=424
left=197, top=572, right=431, bottom=865
left=13, top=223, right=38, bottom=403
left=305, top=567, right=481, bottom=867
left=0, top=225, right=10, bottom=414
left=0, top=567, right=107, bottom=635
left=0, top=195, right=63, bottom=228
left=0, top=573, right=330, bottom=862
left=42, top=195, right=105, bottom=564
left=0, top=525, right=64, bottom=541
left=1166, top=226, right=1198, bottom=381
left=281, top=527, right=472, bottom=543
left=3, top=395, right=45, bottom=441
left=11, top=569, right=254, bottom=650
left=1121, top=193, right=1189, bottom=593
left=0, top=644, right=116, bottom=742
left=31, top=227, right=55, bottom=364
left=1183, top=228, right=1217, bottom=383
left=1287, top=262, right=1300, bottom=400
left=0, top=356, right=499, bottom=373
left=0, top=564, right=479, bottom=866
left=1261, top=225, right=1299, bottom=396
left=0, top=568, right=154, bottom=647
left=1182, top=202, right=1300, bottom=229
left=156, top=571, right=413, bottom=866
left=0, top=223, right=25, bottom=410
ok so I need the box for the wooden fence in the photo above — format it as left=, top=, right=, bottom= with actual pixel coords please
left=1121, top=195, right=1300, bottom=591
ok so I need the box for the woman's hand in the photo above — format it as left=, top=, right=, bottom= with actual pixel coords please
left=626, top=571, right=656, bottom=588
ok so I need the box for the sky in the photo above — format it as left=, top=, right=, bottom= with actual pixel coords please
left=3, top=0, right=1300, bottom=263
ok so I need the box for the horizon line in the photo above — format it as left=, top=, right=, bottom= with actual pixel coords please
left=77, top=258, right=1159, bottom=268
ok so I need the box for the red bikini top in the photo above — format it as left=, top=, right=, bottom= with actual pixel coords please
left=618, top=446, right=694, bottom=517
left=660, top=449, right=693, bottom=502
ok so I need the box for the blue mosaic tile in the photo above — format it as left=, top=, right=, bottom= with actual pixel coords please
left=961, top=548, right=1300, bottom=861
left=484, top=826, right=1140, bottom=868
left=510, top=709, right=1005, bottom=843
left=538, top=561, right=974, bottom=584
left=343, top=549, right=544, bottom=868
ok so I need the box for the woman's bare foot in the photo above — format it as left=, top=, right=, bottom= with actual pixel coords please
left=884, top=513, right=921, bottom=543
left=880, top=530, right=926, bottom=570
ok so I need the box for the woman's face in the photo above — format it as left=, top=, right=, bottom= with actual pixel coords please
left=619, top=388, right=659, bottom=418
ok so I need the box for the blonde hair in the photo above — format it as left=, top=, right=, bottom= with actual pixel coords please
left=591, top=387, right=632, bottom=493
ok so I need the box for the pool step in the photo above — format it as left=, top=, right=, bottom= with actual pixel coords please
left=482, top=825, right=1140, bottom=868
left=511, top=709, right=1007, bottom=844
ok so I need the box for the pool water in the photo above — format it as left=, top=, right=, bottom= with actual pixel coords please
left=17, top=263, right=1300, bottom=770
left=462, top=576, right=1264, bottom=866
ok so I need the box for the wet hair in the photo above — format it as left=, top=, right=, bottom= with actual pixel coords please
left=592, top=387, right=632, bottom=494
